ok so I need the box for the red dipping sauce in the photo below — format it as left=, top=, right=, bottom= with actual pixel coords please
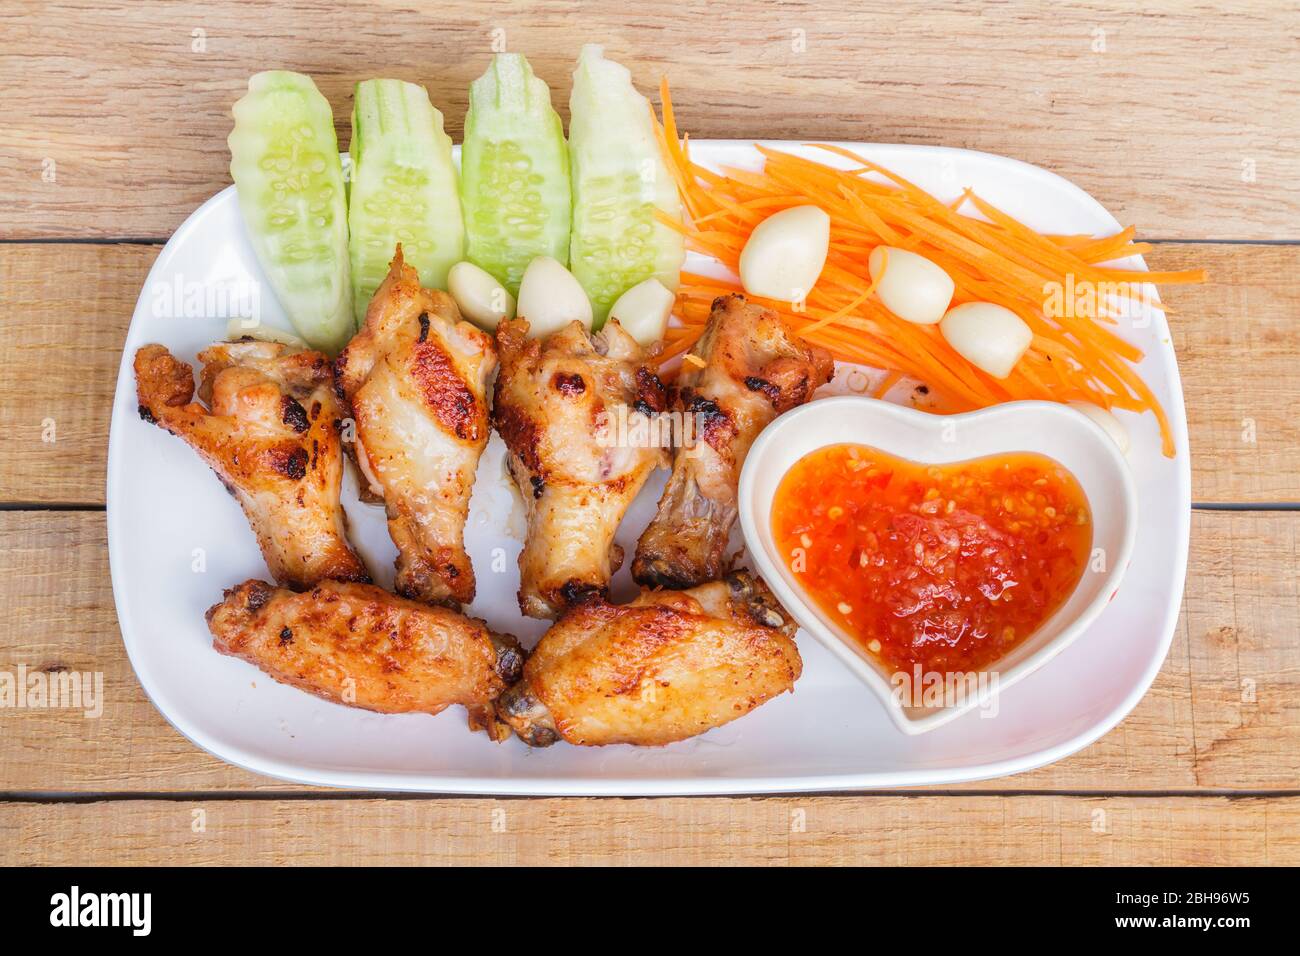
left=771, top=444, right=1092, bottom=674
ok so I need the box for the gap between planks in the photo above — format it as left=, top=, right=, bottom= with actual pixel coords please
left=4, top=789, right=1300, bottom=804
left=1, top=503, right=1295, bottom=512
left=5, top=237, right=1300, bottom=246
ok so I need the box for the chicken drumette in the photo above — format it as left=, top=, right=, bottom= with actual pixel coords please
left=633, top=294, right=833, bottom=589
left=335, top=248, right=498, bottom=608
left=496, top=570, right=802, bottom=747
left=207, top=579, right=523, bottom=738
left=135, top=339, right=369, bottom=590
left=492, top=317, right=668, bottom=619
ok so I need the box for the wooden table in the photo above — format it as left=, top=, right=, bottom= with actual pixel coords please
left=1, top=0, right=1297, bottom=866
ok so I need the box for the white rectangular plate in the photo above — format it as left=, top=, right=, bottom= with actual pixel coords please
left=107, top=141, right=1189, bottom=794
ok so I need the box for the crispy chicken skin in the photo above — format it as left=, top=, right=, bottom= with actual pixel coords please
left=134, top=340, right=370, bottom=590
left=207, top=579, right=524, bottom=739
left=633, top=295, right=833, bottom=589
left=335, top=248, right=497, bottom=608
left=492, top=316, right=669, bottom=619
left=496, top=571, right=801, bottom=747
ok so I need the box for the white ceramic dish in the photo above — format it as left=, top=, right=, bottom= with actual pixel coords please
left=106, top=140, right=1190, bottom=794
left=739, top=397, right=1139, bottom=734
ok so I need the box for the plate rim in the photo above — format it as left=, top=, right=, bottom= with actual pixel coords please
left=106, top=139, right=1191, bottom=795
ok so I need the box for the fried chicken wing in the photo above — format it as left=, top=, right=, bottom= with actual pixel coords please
left=633, top=294, right=833, bottom=589
left=207, top=579, right=524, bottom=738
left=135, top=340, right=369, bottom=590
left=335, top=248, right=497, bottom=608
left=496, top=570, right=801, bottom=747
left=492, top=317, right=669, bottom=619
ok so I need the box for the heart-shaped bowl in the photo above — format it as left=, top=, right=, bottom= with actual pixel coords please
left=739, top=396, right=1138, bottom=735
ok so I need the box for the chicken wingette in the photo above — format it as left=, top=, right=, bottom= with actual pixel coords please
left=496, top=571, right=802, bottom=746
left=207, top=579, right=524, bottom=738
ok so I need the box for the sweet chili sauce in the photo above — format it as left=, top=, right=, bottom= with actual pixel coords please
left=771, top=444, right=1092, bottom=674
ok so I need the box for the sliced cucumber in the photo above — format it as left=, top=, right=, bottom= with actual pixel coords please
left=228, top=71, right=352, bottom=353
left=568, top=44, right=684, bottom=327
left=462, top=54, right=571, bottom=296
left=348, top=79, right=463, bottom=321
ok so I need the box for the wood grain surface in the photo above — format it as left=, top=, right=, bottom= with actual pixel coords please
left=0, top=0, right=1296, bottom=867
left=4, top=242, right=1297, bottom=505
left=2, top=1, right=1297, bottom=240
left=0, top=509, right=1295, bottom=798
left=3, top=796, right=1296, bottom=866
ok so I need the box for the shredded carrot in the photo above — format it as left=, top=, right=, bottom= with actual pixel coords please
left=652, top=79, right=1204, bottom=457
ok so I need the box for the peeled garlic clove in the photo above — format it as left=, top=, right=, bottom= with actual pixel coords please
left=1068, top=401, right=1131, bottom=455
left=608, top=278, right=674, bottom=346
left=223, top=318, right=308, bottom=348
left=448, top=261, right=516, bottom=330
left=516, top=256, right=593, bottom=338
left=939, top=302, right=1033, bottom=379
left=868, top=247, right=954, bottom=325
left=738, top=205, right=830, bottom=302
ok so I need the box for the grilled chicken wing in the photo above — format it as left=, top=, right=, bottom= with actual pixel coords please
left=492, top=317, right=669, bottom=619
left=496, top=570, right=801, bottom=747
left=335, top=248, right=497, bottom=608
left=633, top=294, right=833, bottom=589
left=135, top=340, right=369, bottom=590
left=207, top=579, right=524, bottom=738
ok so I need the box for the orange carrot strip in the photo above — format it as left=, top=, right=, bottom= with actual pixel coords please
left=649, top=81, right=1203, bottom=456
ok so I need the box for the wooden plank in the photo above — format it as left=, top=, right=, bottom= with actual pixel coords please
left=1, top=1, right=1295, bottom=240
left=1, top=795, right=1296, bottom=865
left=1170, top=245, right=1300, bottom=502
left=0, top=509, right=276, bottom=793
left=2, top=242, right=1296, bottom=504
left=1, top=509, right=1295, bottom=793
left=0, top=244, right=155, bottom=505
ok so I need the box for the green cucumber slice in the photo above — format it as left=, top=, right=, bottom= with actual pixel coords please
left=228, top=71, right=352, bottom=353
left=462, top=54, right=571, bottom=296
left=568, top=45, right=684, bottom=327
left=348, top=79, right=464, bottom=321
